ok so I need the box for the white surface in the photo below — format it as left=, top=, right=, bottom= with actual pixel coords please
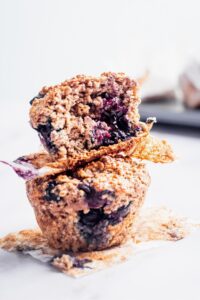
left=0, top=103, right=200, bottom=300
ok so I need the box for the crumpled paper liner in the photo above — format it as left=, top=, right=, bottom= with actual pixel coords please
left=0, top=206, right=199, bottom=277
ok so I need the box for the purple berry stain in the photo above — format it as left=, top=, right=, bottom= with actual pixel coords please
left=36, top=119, right=57, bottom=153
left=78, top=184, right=114, bottom=209
left=91, top=92, right=141, bottom=147
left=0, top=160, right=41, bottom=180
left=30, top=92, right=45, bottom=105
left=44, top=181, right=61, bottom=202
left=92, top=122, right=111, bottom=144
left=72, top=257, right=92, bottom=269
left=78, top=201, right=132, bottom=247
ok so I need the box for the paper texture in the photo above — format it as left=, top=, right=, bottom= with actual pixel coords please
left=0, top=206, right=199, bottom=277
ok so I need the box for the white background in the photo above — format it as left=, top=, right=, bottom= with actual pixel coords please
left=0, top=1, right=200, bottom=300
left=1, top=0, right=200, bottom=104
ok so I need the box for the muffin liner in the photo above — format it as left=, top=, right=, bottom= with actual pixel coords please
left=1, top=206, right=199, bottom=277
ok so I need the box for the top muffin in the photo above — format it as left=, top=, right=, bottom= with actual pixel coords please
left=30, top=72, right=146, bottom=164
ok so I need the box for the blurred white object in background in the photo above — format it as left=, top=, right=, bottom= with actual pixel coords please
left=1, top=0, right=200, bottom=105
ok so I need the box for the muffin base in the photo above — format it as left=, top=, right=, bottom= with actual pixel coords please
left=26, top=157, right=150, bottom=252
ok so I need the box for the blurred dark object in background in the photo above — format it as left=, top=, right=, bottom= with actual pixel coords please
left=139, top=102, right=200, bottom=130
left=139, top=64, right=200, bottom=131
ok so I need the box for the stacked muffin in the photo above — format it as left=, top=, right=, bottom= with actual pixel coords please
left=15, top=72, right=174, bottom=252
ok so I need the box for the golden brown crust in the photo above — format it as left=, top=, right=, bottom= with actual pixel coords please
left=26, top=157, right=150, bottom=252
left=133, top=134, right=175, bottom=163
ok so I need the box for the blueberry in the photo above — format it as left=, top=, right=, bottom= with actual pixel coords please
left=36, top=119, right=57, bottom=153
left=30, top=92, right=44, bottom=105
left=78, top=202, right=132, bottom=247
left=107, top=202, right=131, bottom=225
left=87, top=102, right=97, bottom=114
left=78, top=211, right=109, bottom=246
left=44, top=181, right=61, bottom=202
left=51, top=255, right=91, bottom=269
left=90, top=93, right=98, bottom=99
left=100, top=92, right=113, bottom=99
left=97, top=95, right=138, bottom=146
left=78, top=184, right=114, bottom=209
left=72, top=258, right=92, bottom=269
left=14, top=156, right=29, bottom=164
left=117, top=115, right=129, bottom=132
left=91, top=92, right=140, bottom=148
left=91, top=92, right=112, bottom=100
left=102, top=138, right=115, bottom=146
left=78, top=184, right=92, bottom=194
left=79, top=209, right=104, bottom=226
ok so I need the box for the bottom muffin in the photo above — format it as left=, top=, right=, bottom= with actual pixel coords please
left=26, top=156, right=150, bottom=252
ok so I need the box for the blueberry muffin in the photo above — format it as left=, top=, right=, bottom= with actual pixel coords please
left=26, top=156, right=150, bottom=252
left=29, top=72, right=147, bottom=166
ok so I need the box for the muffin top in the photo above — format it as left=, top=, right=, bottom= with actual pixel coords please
left=29, top=72, right=141, bottom=160
left=26, top=156, right=150, bottom=215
